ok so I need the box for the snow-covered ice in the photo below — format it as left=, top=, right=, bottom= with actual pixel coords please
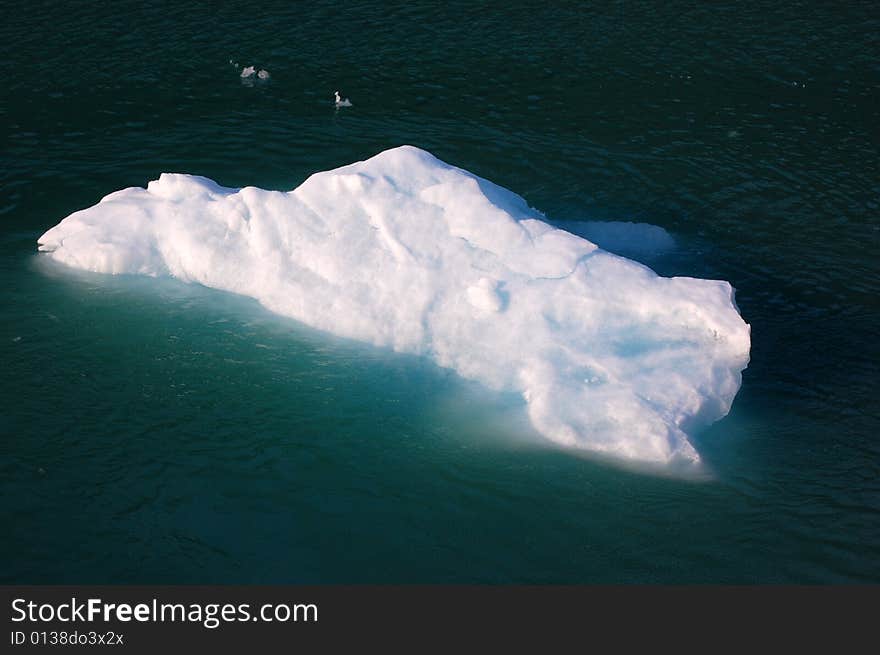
left=37, top=146, right=750, bottom=465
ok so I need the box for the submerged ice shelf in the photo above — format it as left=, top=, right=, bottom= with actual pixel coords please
left=37, top=146, right=750, bottom=465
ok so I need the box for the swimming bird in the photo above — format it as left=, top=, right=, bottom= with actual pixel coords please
left=334, top=90, right=352, bottom=107
left=240, top=65, right=256, bottom=78
left=257, top=69, right=270, bottom=80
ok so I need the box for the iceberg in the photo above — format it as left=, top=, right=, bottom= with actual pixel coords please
left=563, top=220, right=676, bottom=258
left=37, top=146, right=750, bottom=465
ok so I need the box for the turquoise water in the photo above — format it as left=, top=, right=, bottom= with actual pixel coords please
left=2, top=1, right=878, bottom=582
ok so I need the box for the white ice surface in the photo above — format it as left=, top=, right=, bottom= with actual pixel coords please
left=38, top=146, right=750, bottom=465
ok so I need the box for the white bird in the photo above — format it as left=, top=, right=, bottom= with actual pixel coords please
left=240, top=65, right=256, bottom=78
left=257, top=69, right=270, bottom=80
left=334, top=90, right=352, bottom=107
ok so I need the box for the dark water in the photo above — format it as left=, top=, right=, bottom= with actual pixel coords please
left=2, top=1, right=878, bottom=582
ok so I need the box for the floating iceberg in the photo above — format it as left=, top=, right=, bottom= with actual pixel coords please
left=38, top=146, right=750, bottom=465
